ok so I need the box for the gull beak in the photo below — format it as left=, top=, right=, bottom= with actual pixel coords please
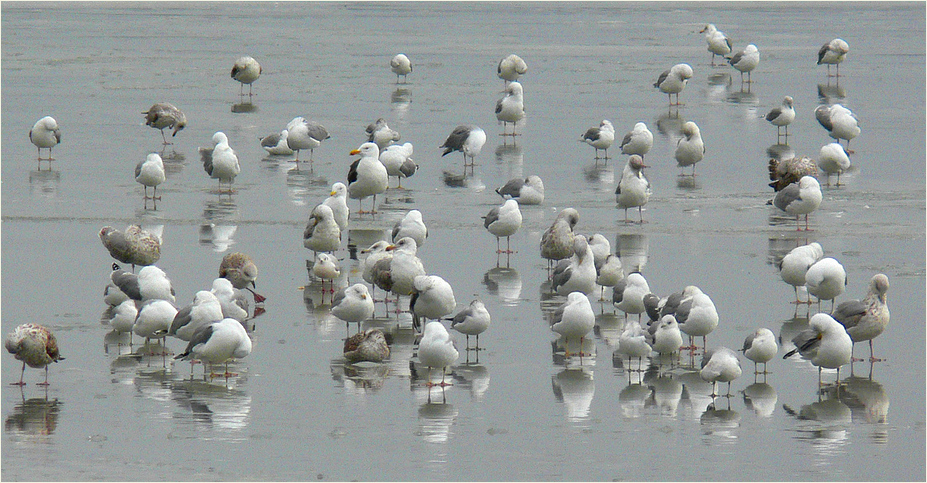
left=385, top=245, right=396, bottom=251
left=349, top=149, right=361, bottom=155
left=330, top=191, right=337, bottom=196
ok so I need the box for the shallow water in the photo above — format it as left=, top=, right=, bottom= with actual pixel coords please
left=2, top=2, right=925, bottom=481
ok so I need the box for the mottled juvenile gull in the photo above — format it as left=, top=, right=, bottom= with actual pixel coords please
left=540, top=208, right=579, bottom=273
left=344, top=328, right=389, bottom=362
left=143, top=103, right=186, bottom=145
left=5, top=323, right=64, bottom=386
left=220, top=252, right=266, bottom=303
left=832, top=274, right=890, bottom=362
left=100, top=225, right=161, bottom=269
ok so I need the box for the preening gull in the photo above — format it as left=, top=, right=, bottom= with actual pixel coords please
left=727, top=44, right=760, bottom=83
left=366, top=118, right=401, bottom=150
left=417, top=321, right=459, bottom=386
left=211, top=278, right=250, bottom=323
left=741, top=328, right=778, bottom=374
left=773, top=176, right=822, bottom=231
left=616, top=320, right=652, bottom=370
left=832, top=274, right=890, bottom=362
left=497, top=54, right=527, bottom=84
left=260, top=130, right=294, bottom=156
left=674, top=121, right=705, bottom=175
left=814, top=104, right=860, bottom=152
left=619, top=122, right=653, bottom=159
left=410, top=275, right=457, bottom=332
left=540, top=208, right=580, bottom=273
left=817, top=38, right=849, bottom=77
left=343, top=329, right=389, bottom=363
left=805, top=257, right=847, bottom=311
left=100, top=225, right=161, bottom=269
left=700, top=24, right=732, bottom=66
left=109, top=300, right=138, bottom=340
left=674, top=286, right=719, bottom=352
left=347, top=142, right=388, bottom=214
left=111, top=265, right=175, bottom=303
left=580, top=120, right=615, bottom=160
left=168, top=290, right=224, bottom=341
left=613, top=272, right=651, bottom=320
left=550, top=292, right=596, bottom=358
left=483, top=199, right=522, bottom=254
left=448, top=299, right=491, bottom=350
left=231, top=56, right=261, bottom=97
left=495, top=81, right=525, bottom=136
left=5, top=324, right=64, bottom=386
left=778, top=242, right=824, bottom=304
left=496, top=175, right=544, bottom=205
left=380, top=142, right=417, bottom=188
left=174, top=318, right=252, bottom=378
left=817, top=142, right=851, bottom=186
left=765, top=96, right=795, bottom=140
left=143, top=103, right=186, bottom=145
left=135, top=153, right=166, bottom=201
left=392, top=209, right=428, bottom=248
left=783, top=313, right=852, bottom=385
left=286, top=117, right=330, bottom=164
left=699, top=347, right=742, bottom=397
left=654, top=63, right=693, bottom=106
left=616, top=155, right=651, bottom=223
left=440, top=125, right=487, bottom=170
left=134, top=299, right=178, bottom=351
left=390, top=53, right=412, bottom=83
left=303, top=204, right=342, bottom=256
left=551, top=235, right=597, bottom=296
left=29, top=116, right=61, bottom=161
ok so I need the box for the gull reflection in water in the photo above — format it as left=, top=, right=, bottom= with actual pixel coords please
left=616, top=233, right=649, bottom=274
left=483, top=266, right=521, bottom=306
left=700, top=401, right=741, bottom=442
left=171, top=379, right=252, bottom=436
left=840, top=372, right=889, bottom=443
left=199, top=223, right=237, bottom=252
left=618, top=382, right=651, bottom=419
left=782, top=386, right=852, bottom=456
left=495, top=142, right=523, bottom=177
left=742, top=382, right=778, bottom=417
left=331, top=359, right=391, bottom=394
left=645, top=371, right=683, bottom=417
left=4, top=389, right=62, bottom=442
left=286, top=167, right=329, bottom=206
left=391, top=87, right=412, bottom=124
left=451, top=363, right=490, bottom=401
left=29, top=168, right=60, bottom=198
left=552, top=367, right=595, bottom=424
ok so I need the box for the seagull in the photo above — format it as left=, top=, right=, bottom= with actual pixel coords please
left=616, top=320, right=652, bottom=371
left=135, top=153, right=166, bottom=202
left=832, top=274, right=890, bottom=362
left=29, top=116, right=61, bottom=162
left=497, top=54, right=528, bottom=84
left=417, top=321, right=459, bottom=387
left=540, top=208, right=580, bottom=273
left=211, top=277, right=250, bottom=323
left=220, top=252, right=266, bottom=303
left=495, top=175, right=544, bottom=205
left=765, top=96, right=795, bottom=140
left=321, top=182, right=350, bottom=231
left=331, top=283, right=375, bottom=327
left=741, top=328, right=779, bottom=375
left=109, top=300, right=138, bottom=341
left=260, top=129, right=294, bottom=156
left=410, top=275, right=457, bottom=332
left=388, top=237, right=427, bottom=305
left=495, top=81, right=525, bottom=136
left=440, top=125, right=487, bottom=170
left=286, top=116, right=330, bottom=164
left=143, top=103, right=186, bottom=145
left=483, top=199, right=522, bottom=255
left=551, top=235, right=597, bottom=296
left=366, top=118, right=401, bottom=150
left=231, top=56, right=261, bottom=97
left=674, top=286, right=719, bottom=353
left=586, top=233, right=611, bottom=273
left=817, top=142, right=852, bottom=186
left=111, top=264, right=175, bottom=303
left=817, top=38, right=849, bottom=77
left=654, top=63, right=693, bottom=106
left=5, top=324, right=64, bottom=386
left=343, top=329, right=390, bottom=363
left=550, top=292, right=596, bottom=358
left=805, top=257, right=847, bottom=312
left=648, top=314, right=684, bottom=357
left=312, top=253, right=341, bottom=295
left=134, top=298, right=178, bottom=352
left=699, top=347, right=742, bottom=397
left=616, top=155, right=651, bottom=223
left=168, top=290, right=224, bottom=341
left=613, top=272, right=651, bottom=320
left=595, top=254, right=624, bottom=300
left=392, top=209, right=428, bottom=248
left=347, top=142, right=388, bottom=215
left=174, top=318, right=252, bottom=379
left=674, top=121, right=705, bottom=176
left=390, top=53, right=412, bottom=83
left=580, top=120, right=615, bottom=160
left=619, top=122, right=653, bottom=159
left=783, top=313, right=853, bottom=385
left=202, top=132, right=241, bottom=194
left=303, top=204, right=342, bottom=256
left=100, top=225, right=161, bottom=269
left=447, top=299, right=491, bottom=350
left=778, top=242, right=825, bottom=304
left=814, top=104, right=860, bottom=152
left=361, top=241, right=393, bottom=300
left=700, top=24, right=732, bottom=66
left=773, top=176, right=823, bottom=231
left=727, top=44, right=760, bottom=83
left=379, top=143, right=417, bottom=188
left=768, top=155, right=819, bottom=192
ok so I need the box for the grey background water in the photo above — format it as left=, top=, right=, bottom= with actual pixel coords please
left=2, top=2, right=925, bottom=481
